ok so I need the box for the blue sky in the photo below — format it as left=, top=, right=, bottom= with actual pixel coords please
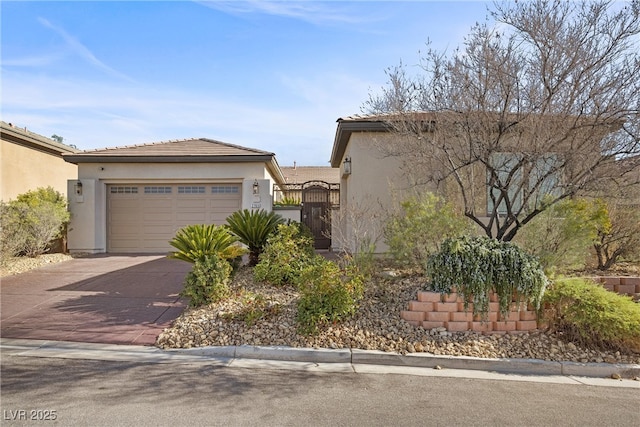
left=1, top=1, right=492, bottom=166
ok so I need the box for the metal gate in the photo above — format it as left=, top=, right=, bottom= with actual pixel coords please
left=273, top=180, right=339, bottom=250
left=302, top=181, right=332, bottom=249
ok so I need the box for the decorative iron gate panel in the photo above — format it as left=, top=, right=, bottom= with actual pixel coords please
left=274, top=181, right=339, bottom=250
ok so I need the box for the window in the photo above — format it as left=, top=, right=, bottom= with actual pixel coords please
left=110, top=186, right=138, bottom=194
left=178, top=186, right=205, bottom=194
left=144, top=186, right=172, bottom=194
left=211, top=185, right=239, bottom=194
left=487, top=153, right=560, bottom=215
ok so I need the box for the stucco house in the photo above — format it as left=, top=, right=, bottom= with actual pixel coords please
left=63, top=138, right=286, bottom=254
left=330, top=116, right=414, bottom=253
left=329, top=114, right=633, bottom=253
left=1, top=121, right=78, bottom=201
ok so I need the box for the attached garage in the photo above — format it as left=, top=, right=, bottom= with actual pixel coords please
left=64, top=138, right=286, bottom=254
left=107, top=183, right=242, bottom=252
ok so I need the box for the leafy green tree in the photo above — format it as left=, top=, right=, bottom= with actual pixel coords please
left=226, top=209, right=285, bottom=266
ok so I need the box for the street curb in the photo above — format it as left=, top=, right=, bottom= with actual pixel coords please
left=2, top=338, right=639, bottom=379
left=350, top=349, right=564, bottom=376
left=135, top=345, right=640, bottom=379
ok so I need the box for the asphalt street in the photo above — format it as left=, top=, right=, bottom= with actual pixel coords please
left=2, top=350, right=639, bottom=427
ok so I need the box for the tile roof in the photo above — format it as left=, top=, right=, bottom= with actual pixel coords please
left=1, top=121, right=79, bottom=155
left=280, top=166, right=340, bottom=184
left=72, top=138, right=274, bottom=157
left=65, top=138, right=275, bottom=162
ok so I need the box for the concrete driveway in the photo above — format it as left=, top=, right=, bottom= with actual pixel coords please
left=0, top=255, right=190, bottom=345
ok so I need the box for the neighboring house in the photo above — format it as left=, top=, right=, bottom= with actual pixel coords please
left=281, top=164, right=340, bottom=184
left=63, top=138, right=285, bottom=254
left=276, top=165, right=340, bottom=250
left=0, top=121, right=78, bottom=201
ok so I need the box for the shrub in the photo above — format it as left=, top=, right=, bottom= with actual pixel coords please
left=219, top=290, right=282, bottom=326
left=515, top=197, right=608, bottom=272
left=295, top=256, right=365, bottom=334
left=274, top=196, right=301, bottom=206
left=168, top=224, right=246, bottom=270
left=0, top=187, right=70, bottom=260
left=426, top=236, right=548, bottom=320
left=593, top=203, right=640, bottom=270
left=181, top=255, right=232, bottom=307
left=384, top=192, right=471, bottom=271
left=254, top=223, right=315, bottom=286
left=226, top=209, right=285, bottom=266
left=0, top=202, right=27, bottom=264
left=347, top=237, right=377, bottom=280
left=542, top=277, right=640, bottom=353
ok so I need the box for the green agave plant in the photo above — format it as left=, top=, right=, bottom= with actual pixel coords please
left=226, top=209, right=285, bottom=266
left=168, top=224, right=246, bottom=264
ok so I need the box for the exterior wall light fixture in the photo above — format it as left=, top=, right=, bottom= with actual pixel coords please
left=253, top=179, right=260, bottom=195
left=343, top=157, right=352, bottom=175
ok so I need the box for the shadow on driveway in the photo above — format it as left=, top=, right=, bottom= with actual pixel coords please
left=1, top=254, right=191, bottom=345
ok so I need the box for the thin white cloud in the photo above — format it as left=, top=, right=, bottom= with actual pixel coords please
left=1, top=52, right=63, bottom=67
left=277, top=71, right=374, bottom=121
left=1, top=70, right=338, bottom=165
left=196, top=0, right=373, bottom=26
left=37, top=17, right=134, bottom=82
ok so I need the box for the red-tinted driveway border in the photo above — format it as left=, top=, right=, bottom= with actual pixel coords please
left=1, top=255, right=190, bottom=346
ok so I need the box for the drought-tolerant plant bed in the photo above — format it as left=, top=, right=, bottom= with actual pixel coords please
left=3, top=252, right=637, bottom=364
left=156, top=264, right=640, bottom=365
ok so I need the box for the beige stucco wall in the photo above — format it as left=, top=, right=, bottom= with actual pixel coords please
left=273, top=206, right=302, bottom=222
left=336, top=133, right=418, bottom=254
left=1, top=139, right=78, bottom=201
left=67, top=161, right=278, bottom=254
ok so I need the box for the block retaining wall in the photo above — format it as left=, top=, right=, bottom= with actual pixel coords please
left=589, top=276, right=640, bottom=299
left=401, top=277, right=640, bottom=334
left=401, top=290, right=539, bottom=334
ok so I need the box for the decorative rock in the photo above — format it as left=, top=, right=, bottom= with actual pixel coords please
left=150, top=266, right=640, bottom=366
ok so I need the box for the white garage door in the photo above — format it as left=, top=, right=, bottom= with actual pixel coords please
left=107, top=184, right=242, bottom=253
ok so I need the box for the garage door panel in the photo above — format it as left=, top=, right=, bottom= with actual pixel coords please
left=142, top=212, right=174, bottom=222
left=143, top=224, right=177, bottom=234
left=175, top=214, right=209, bottom=224
left=108, top=184, right=242, bottom=253
left=178, top=198, right=208, bottom=206
left=210, top=200, right=241, bottom=210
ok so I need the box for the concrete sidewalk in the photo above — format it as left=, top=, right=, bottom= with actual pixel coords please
left=0, top=255, right=190, bottom=345
left=1, top=338, right=639, bottom=387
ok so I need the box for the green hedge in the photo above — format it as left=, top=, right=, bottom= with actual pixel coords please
left=543, top=277, right=640, bottom=353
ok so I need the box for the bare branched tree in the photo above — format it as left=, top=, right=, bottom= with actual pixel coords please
left=365, top=0, right=640, bottom=241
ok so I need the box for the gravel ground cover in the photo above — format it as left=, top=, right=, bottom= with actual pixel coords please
left=0, top=253, right=74, bottom=277
left=4, top=254, right=638, bottom=365
left=156, top=266, right=640, bottom=365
